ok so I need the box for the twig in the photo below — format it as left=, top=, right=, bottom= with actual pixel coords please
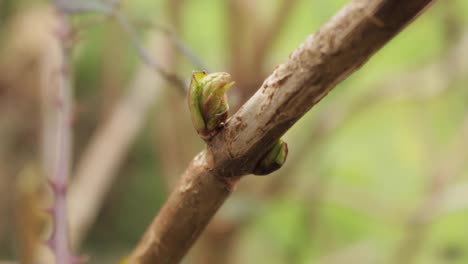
left=139, top=22, right=208, bottom=71
left=128, top=1, right=436, bottom=263
left=54, top=0, right=188, bottom=93
left=112, top=12, right=187, bottom=93
left=53, top=0, right=117, bottom=15
left=41, top=6, right=77, bottom=263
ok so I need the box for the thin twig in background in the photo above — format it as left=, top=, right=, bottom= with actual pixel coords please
left=67, top=33, right=174, bottom=249
left=152, top=0, right=196, bottom=192
left=63, top=0, right=203, bottom=250
left=53, top=0, right=117, bottom=15
left=41, top=5, right=77, bottom=263
left=62, top=8, right=208, bottom=74
left=112, top=12, right=187, bottom=93
left=0, top=6, right=67, bottom=262
left=140, top=21, right=209, bottom=71
left=54, top=0, right=188, bottom=93
left=129, top=1, right=436, bottom=263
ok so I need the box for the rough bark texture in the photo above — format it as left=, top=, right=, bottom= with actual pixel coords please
left=129, top=0, right=435, bottom=263
left=130, top=151, right=238, bottom=264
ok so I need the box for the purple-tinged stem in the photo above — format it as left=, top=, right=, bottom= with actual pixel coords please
left=44, top=7, right=79, bottom=264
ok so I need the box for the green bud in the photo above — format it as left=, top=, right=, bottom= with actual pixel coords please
left=188, top=71, right=234, bottom=140
left=253, top=139, right=288, bottom=176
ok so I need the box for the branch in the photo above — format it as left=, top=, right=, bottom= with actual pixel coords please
left=40, top=8, right=77, bottom=263
left=112, top=12, right=187, bottom=93
left=53, top=0, right=117, bottom=15
left=181, top=27, right=468, bottom=263
left=148, top=23, right=208, bottom=71
left=266, top=28, right=468, bottom=196
left=54, top=0, right=188, bottom=93
left=129, top=1, right=435, bottom=263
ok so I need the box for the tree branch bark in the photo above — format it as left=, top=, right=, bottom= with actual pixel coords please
left=129, top=1, right=435, bottom=263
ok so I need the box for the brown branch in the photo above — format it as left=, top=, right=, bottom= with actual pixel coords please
left=266, top=28, right=468, bottom=196
left=129, top=1, right=435, bottom=263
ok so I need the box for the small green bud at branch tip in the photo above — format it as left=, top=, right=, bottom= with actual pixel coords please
left=188, top=71, right=234, bottom=140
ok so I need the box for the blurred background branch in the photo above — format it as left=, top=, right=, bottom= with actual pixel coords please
left=39, top=7, right=76, bottom=263
left=67, top=22, right=175, bottom=251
